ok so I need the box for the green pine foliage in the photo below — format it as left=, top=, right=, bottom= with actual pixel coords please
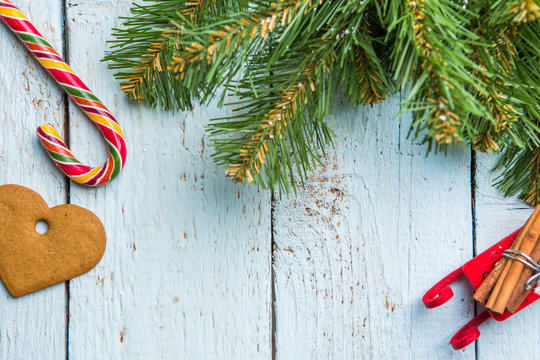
left=104, top=0, right=540, bottom=202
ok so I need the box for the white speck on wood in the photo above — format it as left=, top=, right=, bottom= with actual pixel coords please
left=65, top=1, right=272, bottom=359
left=0, top=1, right=67, bottom=359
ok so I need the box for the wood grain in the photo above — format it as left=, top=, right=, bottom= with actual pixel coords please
left=474, top=152, right=539, bottom=359
left=64, top=1, right=272, bottom=358
left=272, top=96, right=475, bottom=359
left=0, top=0, right=67, bottom=359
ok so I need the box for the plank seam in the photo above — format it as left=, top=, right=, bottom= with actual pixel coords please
left=470, top=149, right=479, bottom=360
left=61, top=1, right=71, bottom=359
left=471, top=150, right=477, bottom=258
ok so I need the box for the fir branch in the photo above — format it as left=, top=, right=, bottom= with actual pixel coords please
left=165, top=0, right=323, bottom=99
left=209, top=0, right=374, bottom=192
left=472, top=11, right=540, bottom=154
left=493, top=14, right=540, bottom=203
left=328, top=2, right=393, bottom=105
left=407, top=1, right=463, bottom=145
left=104, top=0, right=540, bottom=202
left=389, top=0, right=491, bottom=149
left=118, top=1, right=202, bottom=104
left=104, top=0, right=203, bottom=110
left=470, top=29, right=520, bottom=152
left=223, top=63, right=321, bottom=184
left=525, top=147, right=540, bottom=204
left=495, top=140, right=540, bottom=205
left=508, top=0, right=540, bottom=24
left=209, top=41, right=335, bottom=193
left=166, top=8, right=276, bottom=90
left=351, top=45, right=388, bottom=105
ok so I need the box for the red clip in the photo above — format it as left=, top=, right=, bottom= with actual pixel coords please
left=423, top=228, right=540, bottom=349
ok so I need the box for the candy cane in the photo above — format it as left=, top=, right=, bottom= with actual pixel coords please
left=0, top=0, right=126, bottom=186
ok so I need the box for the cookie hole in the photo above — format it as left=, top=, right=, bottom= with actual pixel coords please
left=36, top=220, right=49, bottom=235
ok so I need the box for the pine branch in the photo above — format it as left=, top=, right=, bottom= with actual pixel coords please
left=317, top=1, right=394, bottom=107
left=351, top=47, right=389, bottom=104
left=495, top=140, right=540, bottom=205
left=209, top=0, right=381, bottom=192
left=104, top=0, right=204, bottom=110
left=388, top=0, right=493, bottom=150
left=470, top=30, right=520, bottom=152
left=103, top=0, right=540, bottom=202
left=505, top=0, right=540, bottom=24
left=166, top=8, right=274, bottom=99
left=165, top=0, right=323, bottom=104
left=344, top=13, right=393, bottom=105
left=223, top=63, right=323, bottom=185
left=209, top=42, right=335, bottom=193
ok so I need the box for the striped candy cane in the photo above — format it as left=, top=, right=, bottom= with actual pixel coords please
left=0, top=0, right=126, bottom=186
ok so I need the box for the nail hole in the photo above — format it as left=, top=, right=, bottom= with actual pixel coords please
left=36, top=220, right=49, bottom=235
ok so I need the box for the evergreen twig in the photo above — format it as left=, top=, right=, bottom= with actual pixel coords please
left=105, top=0, right=540, bottom=202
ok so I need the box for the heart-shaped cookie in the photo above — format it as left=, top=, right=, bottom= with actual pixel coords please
left=0, top=184, right=106, bottom=297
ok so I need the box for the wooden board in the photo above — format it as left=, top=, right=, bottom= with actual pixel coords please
left=0, top=1, right=67, bottom=359
left=64, top=1, right=272, bottom=358
left=273, top=96, right=475, bottom=359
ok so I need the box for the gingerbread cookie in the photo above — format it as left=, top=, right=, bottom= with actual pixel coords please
left=0, top=184, right=106, bottom=297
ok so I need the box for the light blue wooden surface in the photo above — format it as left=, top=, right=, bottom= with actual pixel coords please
left=0, top=1, right=536, bottom=359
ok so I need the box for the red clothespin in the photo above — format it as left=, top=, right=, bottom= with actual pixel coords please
left=423, top=229, right=540, bottom=350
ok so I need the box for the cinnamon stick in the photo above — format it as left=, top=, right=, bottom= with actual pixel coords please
left=474, top=206, right=540, bottom=303
left=485, top=257, right=513, bottom=309
left=506, top=236, right=540, bottom=312
left=489, top=209, right=540, bottom=314
left=474, top=258, right=506, bottom=303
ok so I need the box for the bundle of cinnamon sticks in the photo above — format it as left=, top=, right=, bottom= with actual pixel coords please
left=474, top=206, right=540, bottom=314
